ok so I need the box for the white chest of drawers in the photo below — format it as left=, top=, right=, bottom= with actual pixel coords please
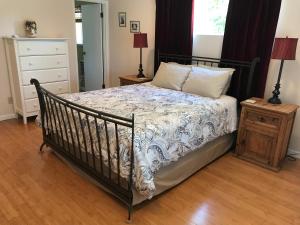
left=4, top=38, right=71, bottom=124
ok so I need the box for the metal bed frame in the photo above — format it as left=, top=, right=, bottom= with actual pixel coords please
left=31, top=53, right=259, bottom=221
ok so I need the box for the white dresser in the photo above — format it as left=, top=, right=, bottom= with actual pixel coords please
left=4, top=38, right=71, bottom=124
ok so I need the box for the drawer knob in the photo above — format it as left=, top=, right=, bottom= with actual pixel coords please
left=28, top=63, right=32, bottom=66
left=56, top=48, right=59, bottom=51
left=57, top=61, right=60, bottom=65
left=32, top=91, right=35, bottom=94
left=259, top=117, right=265, bottom=122
left=27, top=48, right=31, bottom=51
left=58, top=74, right=62, bottom=78
left=34, top=104, right=38, bottom=108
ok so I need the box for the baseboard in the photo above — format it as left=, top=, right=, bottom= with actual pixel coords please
left=288, top=148, right=300, bottom=159
left=0, top=113, right=17, bottom=122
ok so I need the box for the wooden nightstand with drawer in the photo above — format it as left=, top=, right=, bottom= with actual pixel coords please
left=235, top=97, right=299, bottom=171
left=119, top=75, right=152, bottom=86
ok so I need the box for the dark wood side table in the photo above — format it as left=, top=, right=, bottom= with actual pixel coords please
left=119, top=75, right=153, bottom=86
left=235, top=97, right=298, bottom=171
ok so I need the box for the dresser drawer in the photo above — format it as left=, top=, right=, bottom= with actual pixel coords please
left=18, top=40, right=67, bottom=56
left=23, top=81, right=69, bottom=99
left=244, top=109, right=281, bottom=130
left=20, top=55, right=68, bottom=71
left=22, top=68, right=68, bottom=85
left=25, top=99, right=40, bottom=113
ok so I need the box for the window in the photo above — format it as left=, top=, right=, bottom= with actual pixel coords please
left=193, top=0, right=229, bottom=35
left=76, top=22, right=83, bottom=45
left=75, top=7, right=83, bottom=44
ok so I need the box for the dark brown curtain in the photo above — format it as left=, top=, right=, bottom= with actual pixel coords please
left=154, top=0, right=194, bottom=72
left=221, top=0, right=282, bottom=98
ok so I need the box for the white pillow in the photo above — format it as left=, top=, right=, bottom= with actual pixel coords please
left=192, top=65, right=235, bottom=94
left=152, top=62, right=191, bottom=91
left=182, top=67, right=231, bottom=98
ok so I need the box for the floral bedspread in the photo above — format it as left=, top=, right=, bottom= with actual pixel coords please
left=55, top=83, right=237, bottom=198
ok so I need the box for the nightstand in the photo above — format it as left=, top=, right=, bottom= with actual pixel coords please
left=119, top=75, right=152, bottom=86
left=235, top=97, right=299, bottom=171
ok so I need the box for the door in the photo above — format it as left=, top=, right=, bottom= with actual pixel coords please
left=81, top=4, right=103, bottom=91
left=237, top=126, right=277, bottom=165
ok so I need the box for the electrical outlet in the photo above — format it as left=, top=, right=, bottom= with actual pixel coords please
left=8, top=97, right=13, bottom=104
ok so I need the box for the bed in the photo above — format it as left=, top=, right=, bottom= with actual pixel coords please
left=31, top=53, right=259, bottom=221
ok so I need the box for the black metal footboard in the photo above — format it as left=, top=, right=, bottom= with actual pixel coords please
left=30, top=79, right=135, bottom=221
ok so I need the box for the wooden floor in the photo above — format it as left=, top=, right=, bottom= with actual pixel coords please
left=0, top=119, right=300, bottom=225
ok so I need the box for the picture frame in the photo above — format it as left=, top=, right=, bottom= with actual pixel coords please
left=130, top=21, right=140, bottom=33
left=118, top=12, right=126, bottom=27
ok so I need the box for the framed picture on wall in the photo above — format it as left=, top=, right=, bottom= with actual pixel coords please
left=130, top=21, right=140, bottom=33
left=118, top=12, right=126, bottom=27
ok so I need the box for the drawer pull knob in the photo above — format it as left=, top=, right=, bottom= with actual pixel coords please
left=58, top=74, right=62, bottom=78
left=27, top=48, right=31, bottom=51
left=28, top=63, right=32, bottom=66
left=32, top=91, right=35, bottom=94
left=57, top=61, right=60, bottom=65
left=259, top=117, right=265, bottom=122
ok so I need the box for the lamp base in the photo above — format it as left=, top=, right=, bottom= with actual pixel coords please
left=137, top=64, right=145, bottom=78
left=268, top=96, right=282, bottom=104
left=268, top=83, right=282, bottom=104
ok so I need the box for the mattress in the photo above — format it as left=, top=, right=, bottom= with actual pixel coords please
left=46, top=83, right=238, bottom=198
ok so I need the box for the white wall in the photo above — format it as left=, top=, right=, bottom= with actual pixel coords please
left=108, top=0, right=156, bottom=87
left=264, top=0, right=300, bottom=155
left=0, top=0, right=78, bottom=118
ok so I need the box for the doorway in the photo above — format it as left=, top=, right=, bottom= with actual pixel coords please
left=75, top=0, right=108, bottom=92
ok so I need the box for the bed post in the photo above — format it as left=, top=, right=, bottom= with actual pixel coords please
left=30, top=79, right=47, bottom=152
left=127, top=113, right=135, bottom=223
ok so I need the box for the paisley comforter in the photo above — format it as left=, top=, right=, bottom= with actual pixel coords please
left=52, top=83, right=237, bottom=198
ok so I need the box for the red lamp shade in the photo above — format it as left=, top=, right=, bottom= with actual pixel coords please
left=271, top=37, right=298, bottom=60
left=133, top=33, right=148, bottom=48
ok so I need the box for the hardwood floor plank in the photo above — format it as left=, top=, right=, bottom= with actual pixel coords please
left=0, top=119, right=299, bottom=225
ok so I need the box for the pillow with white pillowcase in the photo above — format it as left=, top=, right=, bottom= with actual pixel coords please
left=182, top=67, right=231, bottom=98
left=152, top=62, right=191, bottom=91
left=193, top=65, right=235, bottom=94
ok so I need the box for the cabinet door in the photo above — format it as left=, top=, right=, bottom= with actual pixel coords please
left=237, top=126, right=277, bottom=165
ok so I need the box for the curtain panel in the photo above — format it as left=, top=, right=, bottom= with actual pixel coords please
left=154, top=0, right=194, bottom=72
left=221, top=0, right=282, bottom=98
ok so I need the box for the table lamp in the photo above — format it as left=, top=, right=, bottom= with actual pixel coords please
left=268, top=37, right=298, bottom=104
left=133, top=33, right=148, bottom=78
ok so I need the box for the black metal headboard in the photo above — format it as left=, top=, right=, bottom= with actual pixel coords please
left=157, top=52, right=260, bottom=103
